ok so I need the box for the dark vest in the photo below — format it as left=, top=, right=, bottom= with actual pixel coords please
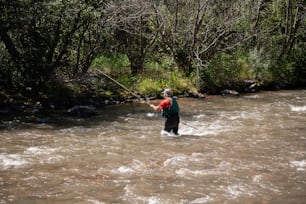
left=162, top=97, right=179, bottom=117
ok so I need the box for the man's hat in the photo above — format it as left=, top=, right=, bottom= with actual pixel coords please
left=162, top=88, right=171, bottom=96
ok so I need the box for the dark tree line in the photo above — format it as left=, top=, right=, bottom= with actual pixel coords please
left=0, top=0, right=305, bottom=97
left=0, top=0, right=107, bottom=96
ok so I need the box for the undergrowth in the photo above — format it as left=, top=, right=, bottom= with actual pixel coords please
left=92, top=55, right=197, bottom=97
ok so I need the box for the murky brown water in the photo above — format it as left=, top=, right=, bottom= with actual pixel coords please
left=0, top=90, right=306, bottom=203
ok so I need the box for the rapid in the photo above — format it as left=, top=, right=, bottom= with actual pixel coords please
left=0, top=90, right=306, bottom=203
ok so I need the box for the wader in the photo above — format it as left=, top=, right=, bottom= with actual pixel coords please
left=162, top=97, right=180, bottom=135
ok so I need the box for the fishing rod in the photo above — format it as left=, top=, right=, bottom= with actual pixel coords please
left=95, top=69, right=147, bottom=101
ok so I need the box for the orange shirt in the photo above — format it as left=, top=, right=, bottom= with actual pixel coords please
left=159, top=98, right=171, bottom=110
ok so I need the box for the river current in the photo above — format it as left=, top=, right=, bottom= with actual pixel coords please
left=0, top=90, right=306, bottom=203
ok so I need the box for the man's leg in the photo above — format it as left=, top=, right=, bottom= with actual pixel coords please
left=164, top=118, right=172, bottom=133
left=165, top=114, right=179, bottom=134
left=172, top=115, right=180, bottom=135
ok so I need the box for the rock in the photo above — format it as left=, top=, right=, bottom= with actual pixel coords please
left=68, top=105, right=97, bottom=117
left=186, top=91, right=206, bottom=98
left=244, top=80, right=258, bottom=93
left=221, top=89, right=240, bottom=96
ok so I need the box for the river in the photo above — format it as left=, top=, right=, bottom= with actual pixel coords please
left=0, top=90, right=305, bottom=203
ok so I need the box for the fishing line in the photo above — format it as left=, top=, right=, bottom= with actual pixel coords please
left=181, top=121, right=198, bottom=129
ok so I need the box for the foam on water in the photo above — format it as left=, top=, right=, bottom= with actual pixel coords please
left=146, top=112, right=155, bottom=117
left=190, top=196, right=213, bottom=203
left=252, top=175, right=263, bottom=183
left=160, top=130, right=180, bottom=137
left=122, top=184, right=161, bottom=203
left=163, top=153, right=204, bottom=167
left=24, top=146, right=64, bottom=164
left=225, top=184, right=255, bottom=199
left=25, top=146, right=59, bottom=155
left=178, top=119, right=234, bottom=136
left=290, top=105, right=306, bottom=112
left=0, top=153, right=28, bottom=169
left=159, top=105, right=260, bottom=137
left=111, top=159, right=149, bottom=176
left=86, top=198, right=106, bottom=204
left=175, top=168, right=210, bottom=177
left=147, top=197, right=163, bottom=204
left=163, top=155, right=189, bottom=167
left=114, top=166, right=135, bottom=174
left=0, top=146, right=65, bottom=168
left=290, top=160, right=306, bottom=171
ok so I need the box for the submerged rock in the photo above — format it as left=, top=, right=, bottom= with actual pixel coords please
left=68, top=105, right=97, bottom=117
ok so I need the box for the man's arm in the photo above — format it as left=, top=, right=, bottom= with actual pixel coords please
left=150, top=104, right=160, bottom=111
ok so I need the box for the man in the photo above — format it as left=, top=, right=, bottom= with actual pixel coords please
left=149, top=88, right=180, bottom=135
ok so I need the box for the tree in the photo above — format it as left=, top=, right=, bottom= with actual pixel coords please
left=0, top=0, right=107, bottom=95
left=106, top=0, right=160, bottom=75
left=253, top=0, right=306, bottom=83
left=154, top=0, right=249, bottom=78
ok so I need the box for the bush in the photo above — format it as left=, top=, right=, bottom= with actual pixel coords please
left=201, top=51, right=252, bottom=89
left=136, top=68, right=195, bottom=97
left=137, top=78, right=167, bottom=96
left=199, top=49, right=296, bottom=91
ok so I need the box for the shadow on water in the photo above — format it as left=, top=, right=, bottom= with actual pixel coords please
left=0, top=103, right=153, bottom=131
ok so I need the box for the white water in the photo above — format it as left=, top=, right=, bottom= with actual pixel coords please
left=0, top=90, right=306, bottom=203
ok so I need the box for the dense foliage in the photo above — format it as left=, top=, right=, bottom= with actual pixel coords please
left=0, top=0, right=108, bottom=97
left=0, top=0, right=305, bottom=100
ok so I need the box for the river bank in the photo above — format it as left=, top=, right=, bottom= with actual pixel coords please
left=1, top=86, right=305, bottom=126
left=1, top=69, right=305, bottom=122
